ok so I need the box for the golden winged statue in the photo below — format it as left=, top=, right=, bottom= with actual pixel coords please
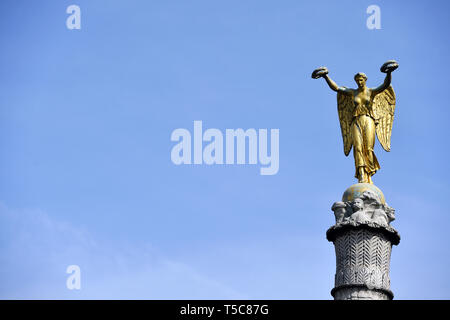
left=312, top=60, right=398, bottom=184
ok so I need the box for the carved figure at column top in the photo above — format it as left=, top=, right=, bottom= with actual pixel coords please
left=332, top=189, right=395, bottom=228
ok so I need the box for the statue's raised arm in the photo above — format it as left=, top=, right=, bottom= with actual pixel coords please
left=312, top=67, right=353, bottom=95
left=372, top=60, right=398, bottom=95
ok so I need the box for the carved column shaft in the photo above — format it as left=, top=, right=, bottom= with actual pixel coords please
left=328, top=226, right=398, bottom=300
left=327, top=186, right=400, bottom=300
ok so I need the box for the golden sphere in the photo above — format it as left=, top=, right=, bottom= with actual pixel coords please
left=342, top=183, right=385, bottom=204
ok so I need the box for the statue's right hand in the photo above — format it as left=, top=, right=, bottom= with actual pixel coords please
left=311, top=67, right=329, bottom=79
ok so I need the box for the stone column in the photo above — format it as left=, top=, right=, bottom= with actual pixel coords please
left=327, top=183, right=400, bottom=300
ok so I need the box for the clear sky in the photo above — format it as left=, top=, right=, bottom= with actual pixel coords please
left=1, top=0, right=449, bottom=299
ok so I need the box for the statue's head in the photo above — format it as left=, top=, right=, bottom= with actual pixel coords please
left=332, top=202, right=347, bottom=214
left=352, top=198, right=364, bottom=212
left=354, top=72, right=367, bottom=89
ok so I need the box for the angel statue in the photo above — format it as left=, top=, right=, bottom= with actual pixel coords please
left=312, top=60, right=398, bottom=184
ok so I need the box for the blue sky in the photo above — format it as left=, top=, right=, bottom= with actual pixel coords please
left=0, top=0, right=449, bottom=299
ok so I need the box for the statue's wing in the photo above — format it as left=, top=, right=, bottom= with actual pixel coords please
left=373, top=86, right=396, bottom=152
left=337, top=89, right=354, bottom=156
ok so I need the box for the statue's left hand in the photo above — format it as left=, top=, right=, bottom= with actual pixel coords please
left=380, top=60, right=399, bottom=73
